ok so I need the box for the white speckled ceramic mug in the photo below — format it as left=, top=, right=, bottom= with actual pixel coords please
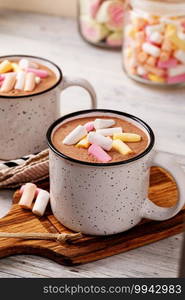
left=47, top=109, right=185, bottom=236
left=0, top=55, right=97, bottom=160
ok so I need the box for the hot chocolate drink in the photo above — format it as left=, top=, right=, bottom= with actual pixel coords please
left=52, top=116, right=149, bottom=163
left=0, top=58, right=57, bottom=96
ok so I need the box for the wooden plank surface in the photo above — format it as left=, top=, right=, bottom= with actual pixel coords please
left=0, top=167, right=184, bottom=269
left=0, top=10, right=185, bottom=278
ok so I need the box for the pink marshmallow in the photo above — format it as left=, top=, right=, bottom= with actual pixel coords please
left=167, top=73, right=185, bottom=84
left=0, top=75, right=5, bottom=81
left=25, top=68, right=48, bottom=78
left=90, top=0, right=102, bottom=18
left=88, top=144, right=112, bottom=163
left=20, top=184, right=41, bottom=197
left=142, top=74, right=149, bottom=80
left=157, top=58, right=178, bottom=69
left=84, top=121, right=94, bottom=132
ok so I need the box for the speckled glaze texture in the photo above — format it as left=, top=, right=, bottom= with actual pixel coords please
left=0, top=55, right=97, bottom=160
left=49, top=149, right=152, bottom=235
left=48, top=110, right=185, bottom=236
left=0, top=90, right=58, bottom=159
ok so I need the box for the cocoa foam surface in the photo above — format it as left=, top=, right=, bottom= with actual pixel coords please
left=52, top=116, right=149, bottom=164
left=0, top=60, right=58, bottom=97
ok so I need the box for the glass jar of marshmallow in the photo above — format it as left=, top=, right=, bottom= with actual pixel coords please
left=78, top=0, right=125, bottom=49
left=123, top=0, right=185, bottom=85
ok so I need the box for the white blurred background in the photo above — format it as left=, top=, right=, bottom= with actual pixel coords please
left=0, top=0, right=76, bottom=16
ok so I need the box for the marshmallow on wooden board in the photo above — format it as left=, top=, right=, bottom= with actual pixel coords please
left=94, top=118, right=115, bottom=130
left=112, top=139, right=133, bottom=155
left=24, top=72, right=36, bottom=92
left=32, top=189, right=50, bottom=217
left=19, top=58, right=39, bottom=70
left=0, top=60, right=12, bottom=74
left=96, top=127, right=122, bottom=136
left=113, top=133, right=141, bottom=142
left=18, top=183, right=37, bottom=209
left=15, top=71, right=26, bottom=90
left=63, top=125, right=87, bottom=145
left=20, top=184, right=41, bottom=197
left=174, top=50, right=185, bottom=64
left=88, top=144, right=112, bottom=163
left=88, top=132, right=112, bottom=151
left=142, top=43, right=161, bottom=58
left=0, top=73, right=16, bottom=92
left=168, top=65, right=185, bottom=77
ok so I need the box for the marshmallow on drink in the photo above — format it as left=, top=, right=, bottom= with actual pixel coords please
left=19, top=58, right=39, bottom=70
left=94, top=118, right=115, bottom=130
left=15, top=71, right=26, bottom=90
left=88, top=144, right=111, bottom=163
left=112, top=139, right=133, bottom=155
left=32, top=189, right=50, bottom=217
left=63, top=125, right=87, bottom=145
left=0, top=60, right=12, bottom=73
left=0, top=73, right=16, bottom=92
left=96, top=127, right=122, bottom=136
left=76, top=137, right=90, bottom=149
left=84, top=121, right=94, bottom=132
left=24, top=72, right=36, bottom=92
left=26, top=68, right=48, bottom=78
left=88, top=132, right=112, bottom=151
left=113, top=133, right=141, bottom=142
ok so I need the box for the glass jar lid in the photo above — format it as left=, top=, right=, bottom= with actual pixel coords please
left=130, top=0, right=185, bottom=17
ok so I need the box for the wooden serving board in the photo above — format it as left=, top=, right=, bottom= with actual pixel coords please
left=0, top=167, right=184, bottom=266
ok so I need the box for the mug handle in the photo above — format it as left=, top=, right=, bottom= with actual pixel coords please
left=60, top=75, right=97, bottom=109
left=141, top=151, right=185, bottom=221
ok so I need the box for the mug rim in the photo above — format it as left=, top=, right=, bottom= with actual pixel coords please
left=0, top=54, right=63, bottom=99
left=47, top=109, right=155, bottom=167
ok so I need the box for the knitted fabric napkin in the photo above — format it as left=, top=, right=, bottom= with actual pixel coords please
left=0, top=149, right=49, bottom=189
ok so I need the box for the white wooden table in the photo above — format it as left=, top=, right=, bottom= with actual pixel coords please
left=0, top=9, right=185, bottom=278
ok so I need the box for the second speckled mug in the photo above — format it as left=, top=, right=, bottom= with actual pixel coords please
left=0, top=55, right=97, bottom=160
left=47, top=109, right=185, bottom=236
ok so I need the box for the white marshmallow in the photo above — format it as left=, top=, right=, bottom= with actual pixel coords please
left=149, top=32, right=163, bottom=44
left=178, top=32, right=185, bottom=41
left=94, top=118, right=115, bottom=130
left=88, top=132, right=112, bottom=151
left=137, top=66, right=147, bottom=76
left=24, top=72, right=36, bottom=92
left=63, top=125, right=87, bottom=145
left=142, top=43, right=160, bottom=57
left=145, top=24, right=164, bottom=36
left=96, top=1, right=110, bottom=23
left=0, top=73, right=16, bottom=92
left=169, top=65, right=185, bottom=77
left=174, top=50, right=185, bottom=64
left=96, top=127, right=122, bottom=136
left=19, top=58, right=39, bottom=70
left=32, top=189, right=50, bottom=217
left=15, top=71, right=26, bottom=90
left=35, top=76, right=41, bottom=84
